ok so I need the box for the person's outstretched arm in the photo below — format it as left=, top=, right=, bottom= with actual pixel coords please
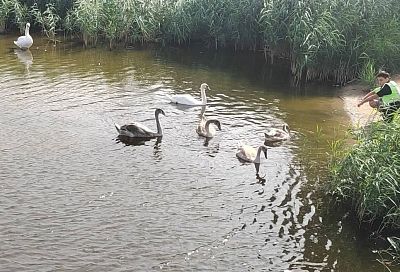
left=358, top=91, right=378, bottom=107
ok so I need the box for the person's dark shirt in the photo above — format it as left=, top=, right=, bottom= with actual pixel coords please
left=376, top=84, right=391, bottom=97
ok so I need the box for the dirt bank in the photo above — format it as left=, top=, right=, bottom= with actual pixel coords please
left=339, top=75, right=400, bottom=127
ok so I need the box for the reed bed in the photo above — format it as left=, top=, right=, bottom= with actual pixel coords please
left=1, top=0, right=400, bottom=85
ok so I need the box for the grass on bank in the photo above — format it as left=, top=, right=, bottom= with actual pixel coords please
left=329, top=116, right=400, bottom=231
left=329, top=116, right=400, bottom=269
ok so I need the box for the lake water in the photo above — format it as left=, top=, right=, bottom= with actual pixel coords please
left=0, top=36, right=385, bottom=271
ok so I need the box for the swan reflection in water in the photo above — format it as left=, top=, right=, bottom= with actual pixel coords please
left=14, top=49, right=33, bottom=72
left=116, top=135, right=163, bottom=160
left=255, top=165, right=267, bottom=185
left=153, top=137, right=163, bottom=161
left=116, top=135, right=162, bottom=147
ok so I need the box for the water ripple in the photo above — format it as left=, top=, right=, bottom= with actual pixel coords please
left=0, top=37, right=379, bottom=271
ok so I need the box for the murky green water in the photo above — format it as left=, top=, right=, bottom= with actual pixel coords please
left=0, top=36, right=386, bottom=271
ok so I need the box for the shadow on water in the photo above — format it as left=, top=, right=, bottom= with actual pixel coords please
left=155, top=46, right=292, bottom=88
left=116, top=135, right=163, bottom=147
left=264, top=140, right=286, bottom=147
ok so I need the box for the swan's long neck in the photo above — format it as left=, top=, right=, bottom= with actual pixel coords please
left=254, top=146, right=263, bottom=163
left=155, top=112, right=162, bottom=135
left=200, top=89, right=207, bottom=105
left=200, top=105, right=206, bottom=117
left=204, top=120, right=212, bottom=133
left=25, top=25, right=30, bottom=36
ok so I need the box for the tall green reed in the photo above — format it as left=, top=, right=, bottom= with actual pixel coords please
left=259, top=0, right=400, bottom=85
left=0, top=0, right=13, bottom=32
left=359, top=57, right=376, bottom=87
left=160, top=0, right=201, bottom=45
left=128, top=0, right=160, bottom=44
left=12, top=0, right=29, bottom=33
left=100, top=0, right=123, bottom=49
left=160, top=0, right=261, bottom=50
left=31, top=2, right=60, bottom=42
left=71, top=0, right=102, bottom=47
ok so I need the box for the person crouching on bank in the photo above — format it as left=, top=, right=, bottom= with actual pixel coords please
left=357, top=71, right=400, bottom=122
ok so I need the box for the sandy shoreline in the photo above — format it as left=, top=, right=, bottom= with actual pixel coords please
left=339, top=75, right=400, bottom=127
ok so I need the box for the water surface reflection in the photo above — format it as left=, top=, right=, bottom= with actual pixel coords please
left=0, top=36, right=385, bottom=271
left=14, top=48, right=33, bottom=72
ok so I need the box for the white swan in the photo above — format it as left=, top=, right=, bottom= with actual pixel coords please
left=115, top=109, right=165, bottom=139
left=168, top=83, right=209, bottom=106
left=264, top=124, right=290, bottom=143
left=196, top=116, right=221, bottom=138
left=14, top=23, right=33, bottom=50
left=236, top=144, right=268, bottom=163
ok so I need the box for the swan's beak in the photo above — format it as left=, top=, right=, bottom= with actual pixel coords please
left=263, top=150, right=268, bottom=159
left=217, top=122, right=221, bottom=130
left=115, top=123, right=121, bottom=133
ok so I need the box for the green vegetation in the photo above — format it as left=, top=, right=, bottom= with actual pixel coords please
left=329, top=117, right=400, bottom=231
left=12, top=0, right=29, bottom=33
left=329, top=117, right=400, bottom=269
left=68, top=0, right=102, bottom=47
left=359, top=58, right=377, bottom=87
left=0, top=0, right=13, bottom=33
left=31, top=2, right=60, bottom=41
left=1, top=0, right=400, bottom=85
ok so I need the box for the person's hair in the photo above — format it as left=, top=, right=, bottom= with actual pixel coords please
left=376, top=70, right=390, bottom=79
